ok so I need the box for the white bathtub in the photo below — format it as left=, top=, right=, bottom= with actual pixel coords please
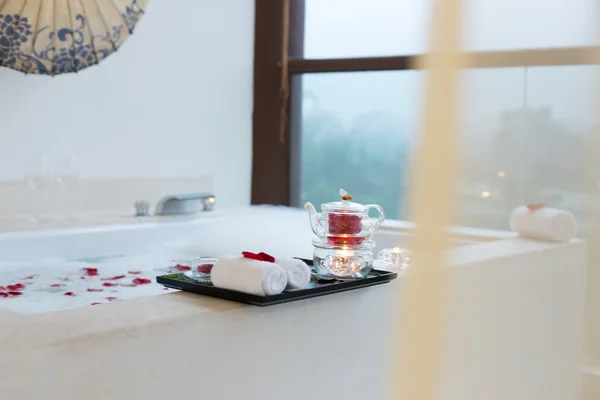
left=0, top=207, right=587, bottom=400
left=0, top=216, right=222, bottom=314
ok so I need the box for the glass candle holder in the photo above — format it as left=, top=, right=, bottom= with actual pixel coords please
left=377, top=247, right=411, bottom=271
left=312, top=239, right=375, bottom=280
left=183, top=257, right=217, bottom=281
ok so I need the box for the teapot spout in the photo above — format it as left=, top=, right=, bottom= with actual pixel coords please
left=304, top=202, right=325, bottom=238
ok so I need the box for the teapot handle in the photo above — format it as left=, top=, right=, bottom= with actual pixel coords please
left=365, top=204, right=385, bottom=234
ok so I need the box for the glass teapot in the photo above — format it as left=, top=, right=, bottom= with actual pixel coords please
left=304, top=189, right=385, bottom=245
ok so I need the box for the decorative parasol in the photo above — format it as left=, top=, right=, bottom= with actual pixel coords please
left=0, top=0, right=148, bottom=75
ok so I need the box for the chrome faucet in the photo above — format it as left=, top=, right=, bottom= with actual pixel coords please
left=154, top=193, right=216, bottom=216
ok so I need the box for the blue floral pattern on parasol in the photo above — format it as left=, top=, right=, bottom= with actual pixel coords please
left=0, top=0, right=145, bottom=75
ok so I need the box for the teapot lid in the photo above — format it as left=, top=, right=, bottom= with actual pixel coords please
left=321, top=189, right=368, bottom=213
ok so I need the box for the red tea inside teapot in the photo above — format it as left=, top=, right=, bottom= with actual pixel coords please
left=304, top=189, right=385, bottom=245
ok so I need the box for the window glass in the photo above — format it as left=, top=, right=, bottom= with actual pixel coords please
left=303, top=0, right=599, bottom=58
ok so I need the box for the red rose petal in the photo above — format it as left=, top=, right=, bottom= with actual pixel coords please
left=7, top=284, right=25, bottom=291
left=82, top=268, right=99, bottom=276
left=50, top=284, right=66, bottom=288
left=91, top=302, right=102, bottom=306
left=87, top=288, right=103, bottom=292
left=163, top=287, right=169, bottom=291
left=0, top=286, right=6, bottom=291
left=132, top=278, right=151, bottom=285
left=106, top=297, right=118, bottom=301
left=8, top=291, right=22, bottom=296
left=0, top=292, right=8, bottom=298
left=56, top=277, right=70, bottom=282
left=258, top=252, right=275, bottom=263
left=128, top=271, right=142, bottom=275
left=102, top=275, right=126, bottom=281
left=526, top=203, right=545, bottom=212
left=23, top=275, right=38, bottom=280
left=197, top=263, right=214, bottom=273
left=102, top=282, right=117, bottom=287
left=242, top=251, right=276, bottom=263
left=64, top=292, right=76, bottom=297
left=242, top=251, right=263, bottom=261
left=173, top=264, right=191, bottom=271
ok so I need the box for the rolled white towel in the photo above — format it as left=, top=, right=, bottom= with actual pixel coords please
left=211, top=255, right=287, bottom=296
left=509, top=206, right=577, bottom=242
left=275, top=257, right=311, bottom=290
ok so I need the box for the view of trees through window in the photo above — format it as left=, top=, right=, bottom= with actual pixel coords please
left=297, top=71, right=418, bottom=220
left=300, top=107, right=410, bottom=220
left=298, top=67, right=599, bottom=232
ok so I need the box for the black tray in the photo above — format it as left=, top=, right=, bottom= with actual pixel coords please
left=156, top=258, right=397, bottom=306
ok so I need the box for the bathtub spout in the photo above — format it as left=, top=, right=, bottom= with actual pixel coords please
left=153, top=193, right=216, bottom=216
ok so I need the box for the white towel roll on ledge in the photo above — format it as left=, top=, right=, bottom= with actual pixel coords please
left=509, top=206, right=577, bottom=243
left=211, top=256, right=288, bottom=296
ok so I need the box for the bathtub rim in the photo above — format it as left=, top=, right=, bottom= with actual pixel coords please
left=0, top=217, right=585, bottom=351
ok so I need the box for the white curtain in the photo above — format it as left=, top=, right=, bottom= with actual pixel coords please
left=394, top=0, right=600, bottom=398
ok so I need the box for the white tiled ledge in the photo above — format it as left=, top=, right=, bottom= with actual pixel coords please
left=381, top=218, right=517, bottom=242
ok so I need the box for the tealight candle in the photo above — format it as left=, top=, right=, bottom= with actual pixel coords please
left=328, top=249, right=359, bottom=275
left=377, top=247, right=411, bottom=271
left=312, top=239, right=375, bottom=280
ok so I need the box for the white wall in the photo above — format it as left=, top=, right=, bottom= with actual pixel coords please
left=0, top=0, right=255, bottom=210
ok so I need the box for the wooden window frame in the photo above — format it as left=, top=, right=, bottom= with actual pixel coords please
left=251, top=0, right=600, bottom=206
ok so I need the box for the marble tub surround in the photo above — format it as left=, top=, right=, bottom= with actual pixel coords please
left=0, top=175, right=214, bottom=232
left=0, top=207, right=588, bottom=399
left=0, top=208, right=226, bottom=234
left=584, top=363, right=600, bottom=400
left=1, top=286, right=394, bottom=400
left=0, top=216, right=220, bottom=262
left=442, top=238, right=586, bottom=400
